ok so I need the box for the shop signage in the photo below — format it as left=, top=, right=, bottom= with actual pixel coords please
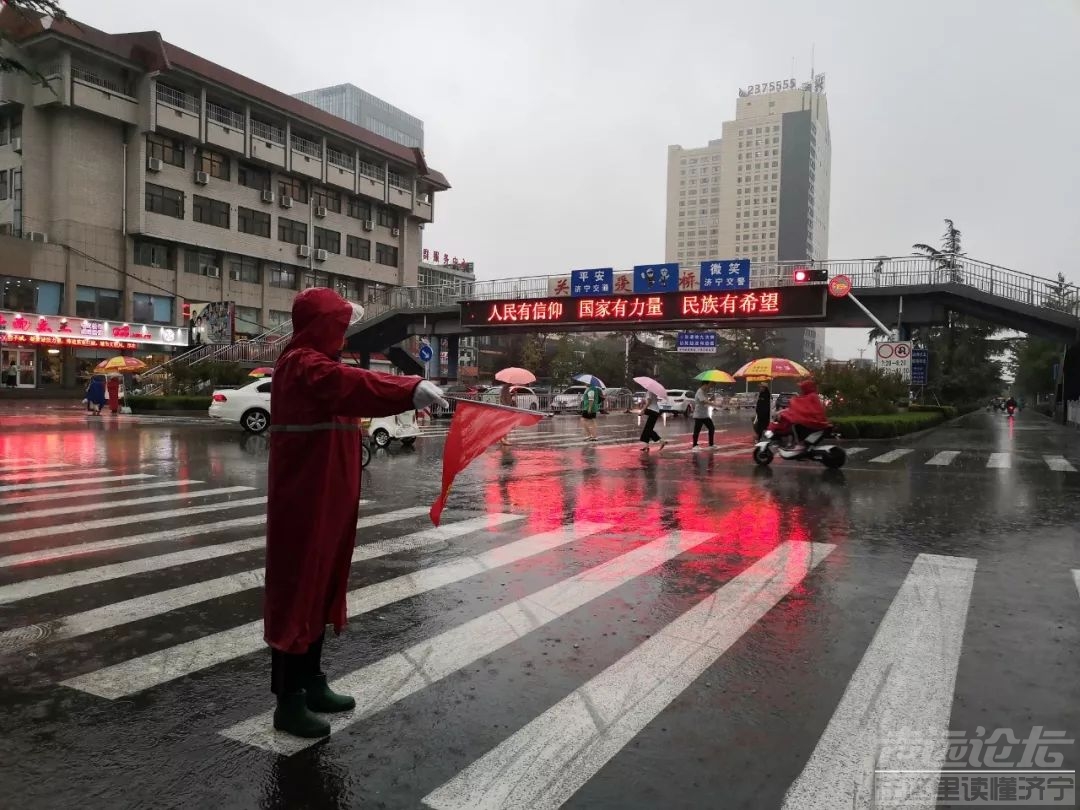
left=460, top=286, right=826, bottom=328
left=0, top=311, right=188, bottom=348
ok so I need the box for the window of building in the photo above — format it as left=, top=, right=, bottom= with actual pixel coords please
left=277, top=176, right=308, bottom=204
left=228, top=255, right=261, bottom=284
left=193, top=195, right=230, bottom=228
left=266, top=263, right=297, bottom=289
left=237, top=206, right=271, bottom=238
left=147, top=133, right=185, bottom=168
left=75, top=285, right=122, bottom=320
left=302, top=271, right=331, bottom=289
left=197, top=148, right=230, bottom=180
left=132, top=293, right=174, bottom=325
left=346, top=235, right=371, bottom=260
left=234, top=305, right=260, bottom=337
left=268, top=308, right=290, bottom=328
left=312, top=187, right=341, bottom=213
left=278, top=217, right=307, bottom=246
left=375, top=243, right=398, bottom=266
left=0, top=169, right=7, bottom=200
left=313, top=227, right=340, bottom=254
left=375, top=207, right=399, bottom=229
left=237, top=162, right=270, bottom=191
left=184, top=249, right=221, bottom=276
left=1, top=275, right=62, bottom=314
left=134, top=239, right=172, bottom=269
left=347, top=196, right=372, bottom=220
left=145, top=183, right=184, bottom=218
left=334, top=276, right=361, bottom=302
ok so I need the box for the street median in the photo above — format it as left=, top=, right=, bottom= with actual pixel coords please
left=832, top=411, right=947, bottom=440
left=126, top=395, right=211, bottom=413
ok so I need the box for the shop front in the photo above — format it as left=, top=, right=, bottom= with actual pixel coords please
left=0, top=310, right=189, bottom=390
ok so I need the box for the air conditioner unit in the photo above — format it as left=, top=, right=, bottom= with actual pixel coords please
left=362, top=220, right=373, bottom=231
left=25, top=231, right=48, bottom=243
left=147, top=157, right=162, bottom=172
left=203, top=265, right=220, bottom=278
left=194, top=171, right=209, bottom=185
left=314, top=249, right=329, bottom=262
left=229, top=269, right=240, bottom=281
left=11, top=137, right=21, bottom=153
left=280, top=195, right=293, bottom=209
left=297, top=244, right=311, bottom=258
left=391, top=227, right=401, bottom=237
left=261, top=190, right=274, bottom=204
left=314, top=205, right=327, bottom=218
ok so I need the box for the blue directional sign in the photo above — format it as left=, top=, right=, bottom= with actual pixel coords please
left=571, top=268, right=613, bottom=297
left=418, top=342, right=433, bottom=362
left=910, top=348, right=929, bottom=385
left=633, top=262, right=680, bottom=294
left=700, top=259, right=750, bottom=291
left=677, top=332, right=717, bottom=354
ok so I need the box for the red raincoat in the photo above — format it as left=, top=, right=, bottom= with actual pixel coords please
left=263, top=288, right=420, bottom=653
left=106, top=377, right=121, bottom=413
left=778, top=379, right=831, bottom=431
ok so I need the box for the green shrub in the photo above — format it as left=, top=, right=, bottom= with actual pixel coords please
left=127, top=395, right=211, bottom=412
left=832, top=411, right=945, bottom=440
left=907, top=404, right=958, bottom=419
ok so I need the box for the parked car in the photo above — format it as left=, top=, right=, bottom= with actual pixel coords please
left=551, top=385, right=588, bottom=414
left=481, top=385, right=540, bottom=411
left=209, top=379, right=272, bottom=433
left=363, top=411, right=420, bottom=448
left=660, top=389, right=694, bottom=417
left=429, top=384, right=483, bottom=418
left=632, top=391, right=648, bottom=411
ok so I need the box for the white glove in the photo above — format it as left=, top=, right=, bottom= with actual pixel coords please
left=414, top=380, right=449, bottom=411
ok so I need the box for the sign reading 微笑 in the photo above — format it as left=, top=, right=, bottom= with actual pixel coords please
left=459, top=286, right=827, bottom=329
left=700, top=259, right=750, bottom=291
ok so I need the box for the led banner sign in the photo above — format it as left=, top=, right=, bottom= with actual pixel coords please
left=460, top=286, right=826, bottom=328
left=0, top=311, right=188, bottom=349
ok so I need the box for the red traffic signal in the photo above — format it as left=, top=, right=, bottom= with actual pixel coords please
left=793, top=266, right=828, bottom=283
left=793, top=267, right=810, bottom=283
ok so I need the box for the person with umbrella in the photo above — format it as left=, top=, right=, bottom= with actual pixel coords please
left=84, top=374, right=106, bottom=414
left=494, top=367, right=534, bottom=446
left=576, top=375, right=604, bottom=442
left=106, top=375, right=122, bottom=415
left=634, top=376, right=667, bottom=453
left=753, top=381, right=772, bottom=440
left=690, top=370, right=734, bottom=451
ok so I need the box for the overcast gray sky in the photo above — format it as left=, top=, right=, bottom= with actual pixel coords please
left=65, top=0, right=1080, bottom=358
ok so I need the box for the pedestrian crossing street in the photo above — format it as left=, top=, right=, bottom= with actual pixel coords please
left=1, top=455, right=1077, bottom=807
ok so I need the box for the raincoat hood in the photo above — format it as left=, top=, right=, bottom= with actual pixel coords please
left=798, top=379, right=818, bottom=395
left=286, top=288, right=363, bottom=357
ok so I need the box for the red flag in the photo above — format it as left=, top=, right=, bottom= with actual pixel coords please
left=430, top=399, right=543, bottom=525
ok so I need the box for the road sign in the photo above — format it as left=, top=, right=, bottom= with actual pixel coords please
left=418, top=343, right=433, bottom=362
left=571, top=268, right=613, bottom=297
left=632, top=263, right=680, bottom=294
left=910, top=348, right=929, bottom=385
left=676, top=332, right=717, bottom=354
left=875, top=340, right=912, bottom=381
left=828, top=275, right=852, bottom=298
left=700, top=259, right=750, bottom=291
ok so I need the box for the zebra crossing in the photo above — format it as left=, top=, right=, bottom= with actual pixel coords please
left=1, top=453, right=1076, bottom=809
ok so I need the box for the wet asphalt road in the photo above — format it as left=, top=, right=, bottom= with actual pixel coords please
left=0, top=403, right=1076, bottom=809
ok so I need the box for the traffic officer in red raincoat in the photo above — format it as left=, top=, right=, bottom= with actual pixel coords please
left=264, top=288, right=447, bottom=738
left=771, top=378, right=831, bottom=451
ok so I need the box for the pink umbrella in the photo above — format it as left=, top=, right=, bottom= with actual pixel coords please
left=495, top=367, right=537, bottom=385
left=633, top=376, right=667, bottom=399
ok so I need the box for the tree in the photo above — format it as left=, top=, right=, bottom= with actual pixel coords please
left=2, top=2, right=68, bottom=78
left=913, top=218, right=963, bottom=283
left=549, top=335, right=580, bottom=387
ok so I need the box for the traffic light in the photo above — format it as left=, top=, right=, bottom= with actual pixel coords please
left=793, top=266, right=828, bottom=283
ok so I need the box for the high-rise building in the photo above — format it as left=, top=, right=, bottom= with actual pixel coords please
left=293, top=84, right=424, bottom=149
left=666, top=79, right=831, bottom=362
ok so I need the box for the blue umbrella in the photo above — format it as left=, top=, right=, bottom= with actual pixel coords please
left=573, top=374, right=606, bottom=388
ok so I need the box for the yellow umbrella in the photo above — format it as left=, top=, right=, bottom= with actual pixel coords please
left=733, top=357, right=810, bottom=379
left=94, top=356, right=148, bottom=374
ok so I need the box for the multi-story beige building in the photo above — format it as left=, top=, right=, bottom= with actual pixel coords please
left=0, top=9, right=448, bottom=389
left=666, top=80, right=831, bottom=362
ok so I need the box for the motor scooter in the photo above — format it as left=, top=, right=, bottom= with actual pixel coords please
left=753, top=423, right=846, bottom=468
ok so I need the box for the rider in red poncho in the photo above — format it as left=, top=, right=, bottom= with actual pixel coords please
left=263, top=287, right=446, bottom=738
left=770, top=378, right=831, bottom=449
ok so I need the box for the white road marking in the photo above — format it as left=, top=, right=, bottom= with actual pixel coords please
left=7, top=514, right=559, bottom=653
left=925, top=451, right=960, bottom=466
left=843, top=447, right=867, bottom=456
left=0, top=474, right=153, bottom=493
left=1044, top=455, right=1077, bottom=472
left=0, top=487, right=254, bottom=523
left=422, top=540, right=834, bottom=810
left=0, top=462, right=72, bottom=472
left=0, top=497, right=268, bottom=545
left=0, top=480, right=203, bottom=506
left=220, top=529, right=717, bottom=754
left=61, top=513, right=528, bottom=698
left=782, top=553, right=977, bottom=810
left=868, top=449, right=913, bottom=464
left=1072, top=569, right=1079, bottom=599
left=0, top=467, right=110, bottom=482
left=986, top=452, right=1011, bottom=469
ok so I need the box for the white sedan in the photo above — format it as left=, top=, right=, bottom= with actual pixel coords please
left=209, top=379, right=272, bottom=433
left=480, top=385, right=541, bottom=411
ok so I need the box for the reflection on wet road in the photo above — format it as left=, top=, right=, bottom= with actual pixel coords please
left=0, top=407, right=1076, bottom=809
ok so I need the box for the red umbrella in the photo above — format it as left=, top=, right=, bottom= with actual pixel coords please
left=495, top=367, right=536, bottom=385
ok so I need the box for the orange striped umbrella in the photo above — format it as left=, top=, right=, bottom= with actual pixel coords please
left=93, top=356, right=147, bottom=374
left=733, top=357, right=811, bottom=379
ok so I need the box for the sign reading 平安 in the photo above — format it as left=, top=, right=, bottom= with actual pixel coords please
left=571, top=268, right=613, bottom=297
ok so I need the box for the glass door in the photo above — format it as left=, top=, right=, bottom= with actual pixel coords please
left=9, top=349, right=36, bottom=387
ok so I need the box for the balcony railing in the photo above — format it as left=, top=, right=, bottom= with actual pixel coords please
left=388, top=170, right=411, bottom=190
left=251, top=119, right=285, bottom=145
left=156, top=83, right=199, bottom=113
left=290, top=134, right=322, bottom=158
left=206, top=101, right=245, bottom=130
left=72, top=65, right=136, bottom=97
left=327, top=147, right=355, bottom=171
left=359, top=160, right=385, bottom=181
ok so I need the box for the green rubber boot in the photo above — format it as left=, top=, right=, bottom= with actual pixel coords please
left=273, top=691, right=331, bottom=738
left=305, top=675, right=356, bottom=713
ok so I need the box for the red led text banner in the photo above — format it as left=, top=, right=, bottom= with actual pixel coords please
left=0, top=333, right=140, bottom=350
left=459, top=286, right=826, bottom=329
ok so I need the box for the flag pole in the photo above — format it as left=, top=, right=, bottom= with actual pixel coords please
left=443, top=395, right=544, bottom=417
